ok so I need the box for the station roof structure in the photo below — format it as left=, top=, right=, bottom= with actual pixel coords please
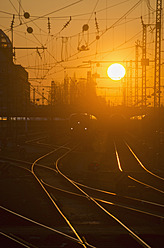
left=0, top=29, right=12, bottom=64
left=0, top=29, right=12, bottom=48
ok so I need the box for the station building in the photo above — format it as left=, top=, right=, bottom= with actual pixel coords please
left=0, top=29, right=30, bottom=117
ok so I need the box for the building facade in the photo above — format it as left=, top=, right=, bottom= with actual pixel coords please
left=0, top=29, right=30, bottom=117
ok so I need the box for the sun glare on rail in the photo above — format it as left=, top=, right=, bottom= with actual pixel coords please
left=107, top=63, right=126, bottom=81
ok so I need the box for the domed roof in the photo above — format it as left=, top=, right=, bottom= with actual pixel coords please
left=0, top=30, right=13, bottom=63
left=0, top=29, right=12, bottom=48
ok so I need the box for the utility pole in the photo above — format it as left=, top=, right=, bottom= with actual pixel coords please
left=135, top=40, right=140, bottom=106
left=154, top=0, right=162, bottom=108
left=141, top=17, right=149, bottom=107
left=10, top=14, right=15, bottom=60
left=126, top=61, right=129, bottom=106
left=10, top=15, right=47, bottom=61
left=129, top=60, right=133, bottom=106
left=153, top=0, right=162, bottom=169
left=122, top=76, right=126, bottom=106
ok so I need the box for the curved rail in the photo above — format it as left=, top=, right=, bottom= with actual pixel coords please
left=0, top=205, right=81, bottom=245
left=1, top=139, right=160, bottom=248
left=31, top=144, right=91, bottom=248
left=55, top=151, right=152, bottom=248
left=124, top=140, right=164, bottom=181
left=0, top=231, right=32, bottom=248
left=42, top=179, right=164, bottom=219
left=114, top=140, right=164, bottom=194
left=33, top=161, right=164, bottom=218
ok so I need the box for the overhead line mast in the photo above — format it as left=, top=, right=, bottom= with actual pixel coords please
left=141, top=17, right=148, bottom=107
left=135, top=40, right=140, bottom=106
left=154, top=0, right=162, bottom=108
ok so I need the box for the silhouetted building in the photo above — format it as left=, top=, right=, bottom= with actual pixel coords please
left=0, top=29, right=30, bottom=116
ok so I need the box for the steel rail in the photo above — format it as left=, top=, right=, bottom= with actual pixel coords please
left=127, top=175, right=164, bottom=194
left=42, top=179, right=164, bottom=219
left=1, top=141, right=90, bottom=246
left=0, top=231, right=33, bottom=248
left=2, top=155, right=163, bottom=209
left=31, top=145, right=90, bottom=248
left=0, top=205, right=81, bottom=243
left=124, top=140, right=164, bottom=181
left=114, top=141, right=123, bottom=172
left=55, top=153, right=152, bottom=248
left=25, top=136, right=47, bottom=144
left=33, top=161, right=164, bottom=214
left=114, top=140, right=164, bottom=194
left=4, top=153, right=163, bottom=221
left=1, top=141, right=160, bottom=247
left=74, top=181, right=164, bottom=208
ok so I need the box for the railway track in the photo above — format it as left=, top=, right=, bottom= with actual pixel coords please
left=1, top=135, right=164, bottom=247
left=30, top=141, right=163, bottom=247
left=114, top=137, right=164, bottom=202
left=0, top=205, right=83, bottom=248
left=0, top=142, right=89, bottom=247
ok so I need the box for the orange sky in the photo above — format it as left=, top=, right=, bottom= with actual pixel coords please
left=0, top=0, right=163, bottom=105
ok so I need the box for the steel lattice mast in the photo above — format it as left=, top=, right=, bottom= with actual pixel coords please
left=135, top=41, right=140, bottom=106
left=141, top=17, right=149, bottom=107
left=154, top=0, right=162, bottom=108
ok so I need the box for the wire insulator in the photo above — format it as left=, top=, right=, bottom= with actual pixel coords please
left=48, top=17, right=51, bottom=34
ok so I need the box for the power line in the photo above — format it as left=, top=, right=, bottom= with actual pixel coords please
left=6, top=0, right=83, bottom=30
left=87, top=0, right=100, bottom=24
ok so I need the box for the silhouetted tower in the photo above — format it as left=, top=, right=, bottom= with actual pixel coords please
left=126, top=61, right=129, bottom=106
left=51, top=81, right=56, bottom=106
left=10, top=14, right=15, bottom=60
left=126, top=61, right=133, bottom=106
left=129, top=60, right=133, bottom=106
left=70, top=77, right=77, bottom=105
left=122, top=76, right=126, bottom=106
left=135, top=40, right=140, bottom=106
left=141, top=17, right=149, bottom=107
left=154, top=0, right=162, bottom=108
left=64, top=73, right=69, bottom=104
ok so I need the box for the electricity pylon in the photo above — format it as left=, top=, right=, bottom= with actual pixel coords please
left=154, top=0, right=162, bottom=108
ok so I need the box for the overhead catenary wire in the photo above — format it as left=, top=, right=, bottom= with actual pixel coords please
left=1, top=0, right=157, bottom=98
left=48, top=0, right=142, bottom=68
left=5, top=0, right=83, bottom=31
left=87, top=0, right=100, bottom=24
left=7, top=0, right=53, bottom=80
left=3, top=0, right=144, bottom=45
left=8, top=0, right=46, bottom=48
left=7, top=1, right=83, bottom=76
left=89, top=0, right=143, bottom=47
left=1, top=0, right=132, bottom=20
left=3, top=0, right=151, bottom=45
left=57, top=0, right=144, bottom=62
left=33, top=29, right=142, bottom=81
left=44, top=1, right=145, bottom=66
left=15, top=0, right=48, bottom=35
left=145, top=0, right=155, bottom=11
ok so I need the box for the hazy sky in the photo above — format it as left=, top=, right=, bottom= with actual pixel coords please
left=0, top=0, right=162, bottom=104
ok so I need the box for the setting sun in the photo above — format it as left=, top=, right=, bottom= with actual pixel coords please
left=107, top=63, right=126, bottom=81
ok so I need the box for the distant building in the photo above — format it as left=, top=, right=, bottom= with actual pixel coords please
left=0, top=29, right=30, bottom=117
